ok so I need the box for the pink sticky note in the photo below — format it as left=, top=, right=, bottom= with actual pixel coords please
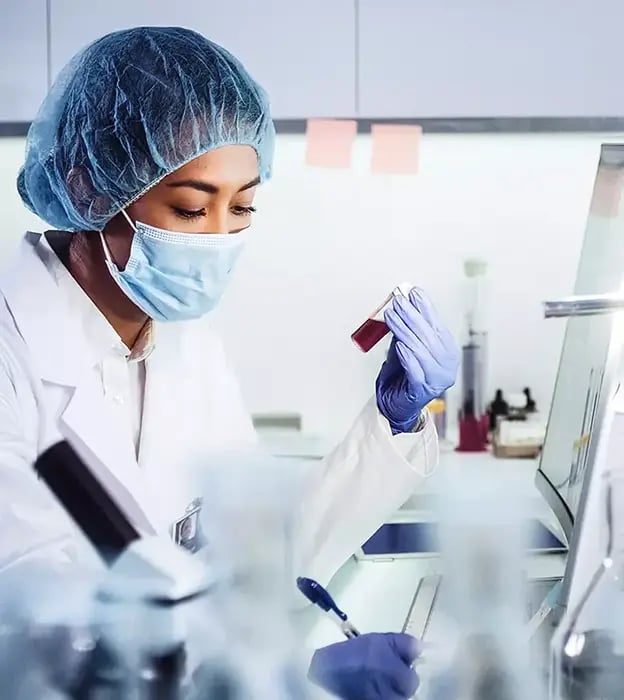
left=590, top=167, right=624, bottom=218
left=305, top=119, right=357, bottom=169
left=371, top=124, right=422, bottom=175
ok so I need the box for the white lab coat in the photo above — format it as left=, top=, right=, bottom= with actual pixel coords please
left=0, top=232, right=438, bottom=586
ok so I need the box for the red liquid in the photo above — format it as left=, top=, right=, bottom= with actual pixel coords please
left=351, top=318, right=390, bottom=352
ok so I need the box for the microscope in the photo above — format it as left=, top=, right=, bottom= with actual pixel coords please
left=22, top=440, right=223, bottom=699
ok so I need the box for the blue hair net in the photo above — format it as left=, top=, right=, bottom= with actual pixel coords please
left=18, top=26, right=275, bottom=232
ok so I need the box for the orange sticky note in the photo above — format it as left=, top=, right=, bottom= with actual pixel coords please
left=590, top=166, right=624, bottom=218
left=305, top=119, right=357, bottom=169
left=371, top=124, right=422, bottom=175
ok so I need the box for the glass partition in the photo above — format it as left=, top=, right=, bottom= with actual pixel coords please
left=537, top=144, right=624, bottom=536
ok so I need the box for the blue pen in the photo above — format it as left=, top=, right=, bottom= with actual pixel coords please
left=296, top=577, right=361, bottom=639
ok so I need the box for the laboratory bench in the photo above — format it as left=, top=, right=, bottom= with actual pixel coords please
left=302, top=550, right=566, bottom=648
left=290, top=443, right=566, bottom=694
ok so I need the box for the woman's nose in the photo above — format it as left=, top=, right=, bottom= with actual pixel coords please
left=205, top=205, right=231, bottom=234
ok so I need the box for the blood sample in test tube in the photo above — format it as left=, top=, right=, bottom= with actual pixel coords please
left=351, top=283, right=413, bottom=353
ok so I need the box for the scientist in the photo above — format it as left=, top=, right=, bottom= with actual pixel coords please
left=4, top=27, right=458, bottom=699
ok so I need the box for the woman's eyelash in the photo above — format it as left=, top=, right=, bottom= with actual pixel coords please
left=173, top=206, right=256, bottom=219
left=231, top=205, right=257, bottom=216
left=173, top=207, right=206, bottom=220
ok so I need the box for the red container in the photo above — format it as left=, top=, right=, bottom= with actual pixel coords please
left=351, top=283, right=413, bottom=352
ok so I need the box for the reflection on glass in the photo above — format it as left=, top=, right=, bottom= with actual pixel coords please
left=538, top=144, right=624, bottom=527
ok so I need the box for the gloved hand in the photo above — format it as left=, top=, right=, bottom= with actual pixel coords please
left=376, top=288, right=459, bottom=434
left=308, top=632, right=421, bottom=700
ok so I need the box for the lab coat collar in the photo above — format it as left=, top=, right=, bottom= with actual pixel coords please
left=1, top=232, right=114, bottom=387
left=1, top=233, right=161, bottom=531
left=39, top=233, right=155, bottom=367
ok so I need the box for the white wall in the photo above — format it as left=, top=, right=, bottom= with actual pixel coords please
left=0, top=132, right=618, bottom=441
left=218, top=132, right=616, bottom=441
left=0, top=139, right=43, bottom=257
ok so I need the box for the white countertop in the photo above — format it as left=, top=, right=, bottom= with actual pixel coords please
left=292, top=441, right=567, bottom=651
left=302, top=552, right=567, bottom=650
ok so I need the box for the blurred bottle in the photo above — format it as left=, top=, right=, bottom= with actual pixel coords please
left=551, top=470, right=624, bottom=700
left=425, top=474, right=543, bottom=700
left=0, top=565, right=99, bottom=699
left=193, top=451, right=313, bottom=700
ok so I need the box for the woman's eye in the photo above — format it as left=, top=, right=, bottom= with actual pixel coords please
left=231, top=205, right=257, bottom=217
left=173, top=207, right=206, bottom=220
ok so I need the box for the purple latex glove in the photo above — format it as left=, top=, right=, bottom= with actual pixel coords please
left=308, top=632, right=421, bottom=700
left=376, top=288, right=459, bottom=434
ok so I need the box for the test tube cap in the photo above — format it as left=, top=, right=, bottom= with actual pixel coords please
left=393, top=282, right=415, bottom=298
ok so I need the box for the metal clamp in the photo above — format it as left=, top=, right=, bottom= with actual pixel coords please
left=543, top=293, right=624, bottom=318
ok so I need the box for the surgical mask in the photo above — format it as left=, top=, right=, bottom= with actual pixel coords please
left=100, top=211, right=246, bottom=322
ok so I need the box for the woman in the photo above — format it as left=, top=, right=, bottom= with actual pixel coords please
left=3, top=27, right=458, bottom=698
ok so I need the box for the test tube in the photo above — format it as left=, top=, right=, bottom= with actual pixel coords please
left=351, top=283, right=413, bottom=353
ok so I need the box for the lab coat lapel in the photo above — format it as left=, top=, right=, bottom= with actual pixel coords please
left=137, top=319, right=260, bottom=538
left=59, top=384, right=161, bottom=535
left=138, top=324, right=194, bottom=528
left=60, top=379, right=151, bottom=520
left=0, top=233, right=157, bottom=531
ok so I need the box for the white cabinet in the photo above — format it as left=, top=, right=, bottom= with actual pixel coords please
left=358, top=0, right=624, bottom=118
left=6, top=1, right=624, bottom=124
left=0, top=0, right=48, bottom=122
left=49, top=0, right=356, bottom=118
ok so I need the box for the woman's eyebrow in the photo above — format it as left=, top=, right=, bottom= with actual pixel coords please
left=166, top=175, right=260, bottom=194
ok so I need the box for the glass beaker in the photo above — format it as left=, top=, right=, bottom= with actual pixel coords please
left=351, top=283, right=413, bottom=352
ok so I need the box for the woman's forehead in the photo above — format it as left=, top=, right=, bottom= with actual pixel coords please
left=166, top=146, right=259, bottom=186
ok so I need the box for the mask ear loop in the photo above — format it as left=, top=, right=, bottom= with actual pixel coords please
left=120, top=209, right=137, bottom=232
left=99, top=231, right=115, bottom=267
left=100, top=209, right=137, bottom=267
